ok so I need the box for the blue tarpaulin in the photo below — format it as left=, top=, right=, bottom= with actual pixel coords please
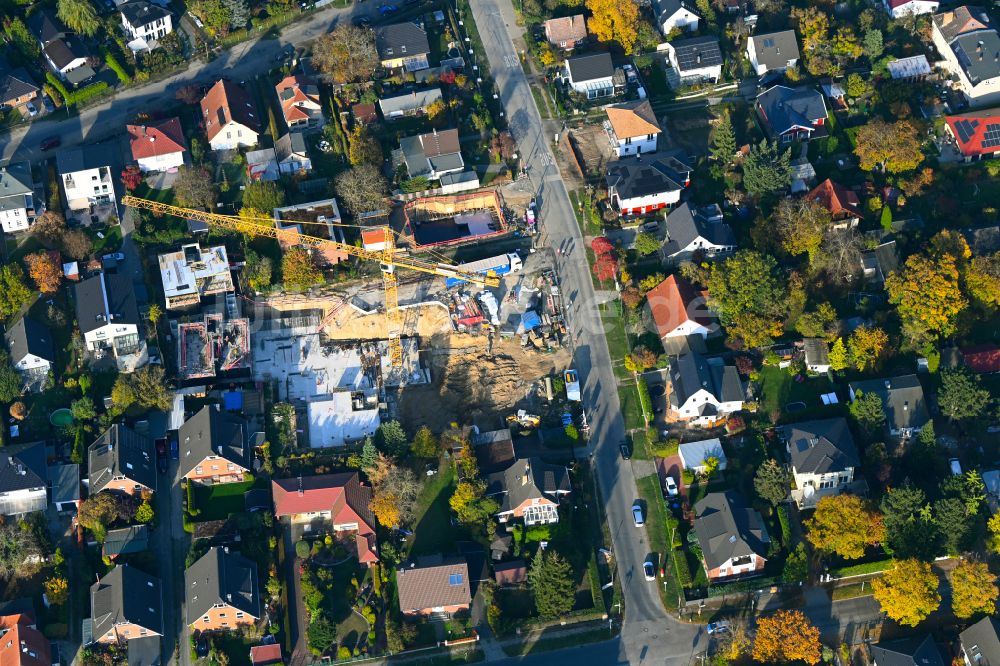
left=521, top=311, right=541, bottom=331
left=223, top=390, right=243, bottom=412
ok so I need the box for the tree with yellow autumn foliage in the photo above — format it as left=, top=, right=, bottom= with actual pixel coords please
left=847, top=325, right=888, bottom=371
left=369, top=492, right=400, bottom=527
left=886, top=251, right=966, bottom=349
left=586, top=0, right=639, bottom=54
left=854, top=119, right=924, bottom=173
left=752, top=610, right=821, bottom=665
left=45, top=576, right=69, bottom=606
left=950, top=559, right=998, bottom=619
left=806, top=494, right=885, bottom=560
left=872, top=559, right=940, bottom=626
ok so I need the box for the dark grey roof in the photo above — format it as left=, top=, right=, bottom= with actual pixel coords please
left=668, top=353, right=744, bottom=409
left=963, top=225, right=1000, bottom=255
left=28, top=10, right=65, bottom=45
left=0, top=66, right=39, bottom=106
left=0, top=161, right=33, bottom=199
left=485, top=457, right=570, bottom=514
left=57, top=146, right=109, bottom=175
left=88, top=424, right=157, bottom=494
left=63, top=64, right=96, bottom=86
left=849, top=375, right=930, bottom=432
left=694, top=491, right=769, bottom=571
left=749, top=30, right=800, bottom=70
left=862, top=241, right=899, bottom=283
left=185, top=547, right=261, bottom=623
left=671, top=36, right=723, bottom=72
left=606, top=151, right=692, bottom=201
left=951, top=30, right=1000, bottom=85
left=757, top=85, right=827, bottom=136
left=803, top=338, right=830, bottom=367
left=0, top=441, right=47, bottom=495
left=654, top=0, right=700, bottom=22
left=91, top=565, right=163, bottom=639
left=664, top=202, right=735, bottom=252
left=119, top=0, right=171, bottom=27
left=779, top=417, right=859, bottom=475
left=375, top=22, right=431, bottom=60
left=871, top=635, right=944, bottom=666
left=934, top=6, right=992, bottom=43
left=103, top=525, right=151, bottom=558
left=5, top=316, right=55, bottom=364
left=48, top=463, right=80, bottom=504
left=179, top=405, right=251, bottom=476
left=74, top=273, right=140, bottom=335
left=275, top=132, right=307, bottom=161
left=962, top=617, right=1000, bottom=666
left=127, top=635, right=162, bottom=666
left=43, top=36, right=89, bottom=71
left=566, top=52, right=615, bottom=82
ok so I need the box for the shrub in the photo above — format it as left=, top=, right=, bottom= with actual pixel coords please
left=636, top=376, right=654, bottom=424
left=103, top=50, right=131, bottom=84
left=295, top=539, right=310, bottom=559
left=673, top=549, right=692, bottom=588
left=778, top=505, right=792, bottom=546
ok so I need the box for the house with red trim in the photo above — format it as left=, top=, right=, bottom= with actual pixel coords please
left=945, top=109, right=1000, bottom=161
left=807, top=178, right=863, bottom=229
left=605, top=151, right=692, bottom=216
left=756, top=85, right=827, bottom=143
left=272, top=473, right=378, bottom=565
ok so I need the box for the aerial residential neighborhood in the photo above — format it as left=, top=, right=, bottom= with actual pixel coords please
left=1, top=0, right=1000, bottom=662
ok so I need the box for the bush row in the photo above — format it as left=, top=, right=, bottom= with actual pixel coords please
left=45, top=73, right=111, bottom=107
left=831, top=558, right=893, bottom=578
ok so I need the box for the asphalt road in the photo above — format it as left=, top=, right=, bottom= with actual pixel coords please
left=466, top=1, right=706, bottom=663
left=0, top=2, right=379, bottom=162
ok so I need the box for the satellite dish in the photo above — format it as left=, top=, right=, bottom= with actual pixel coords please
left=803, top=485, right=815, bottom=498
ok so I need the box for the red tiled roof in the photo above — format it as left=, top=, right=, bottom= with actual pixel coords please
left=0, top=616, right=50, bottom=666
left=646, top=275, right=713, bottom=338
left=200, top=79, right=260, bottom=142
left=946, top=109, right=1000, bottom=158
left=271, top=473, right=375, bottom=534
left=352, top=103, right=377, bottom=124
left=276, top=75, right=320, bottom=124
left=128, top=117, right=186, bottom=160
left=249, top=644, right=282, bottom=666
left=808, top=178, right=863, bottom=219
left=493, top=560, right=527, bottom=585
left=963, top=344, right=1000, bottom=373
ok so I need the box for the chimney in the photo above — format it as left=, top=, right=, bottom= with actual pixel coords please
left=217, top=446, right=223, bottom=455
left=696, top=53, right=702, bottom=65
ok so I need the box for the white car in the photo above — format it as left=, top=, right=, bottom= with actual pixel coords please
left=664, top=476, right=679, bottom=497
left=26, top=102, right=37, bottom=117
left=632, top=501, right=644, bottom=527
left=643, top=560, right=656, bottom=581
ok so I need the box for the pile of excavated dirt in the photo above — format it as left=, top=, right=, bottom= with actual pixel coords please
left=396, top=339, right=571, bottom=432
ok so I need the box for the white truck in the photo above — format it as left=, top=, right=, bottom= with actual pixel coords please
left=564, top=369, right=581, bottom=401
left=445, top=253, right=523, bottom=287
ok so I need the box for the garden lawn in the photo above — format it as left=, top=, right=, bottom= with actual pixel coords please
left=132, top=182, right=175, bottom=206
left=599, top=302, right=632, bottom=380
left=758, top=366, right=842, bottom=424
left=192, top=479, right=257, bottom=520
left=409, top=462, right=468, bottom=556
left=618, top=383, right=645, bottom=431
left=209, top=633, right=253, bottom=666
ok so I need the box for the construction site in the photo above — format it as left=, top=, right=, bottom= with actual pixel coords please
left=403, top=190, right=509, bottom=247
left=174, top=314, right=251, bottom=381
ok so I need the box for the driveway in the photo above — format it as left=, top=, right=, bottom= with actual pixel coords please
left=282, top=524, right=309, bottom=666
left=153, top=442, right=189, bottom=664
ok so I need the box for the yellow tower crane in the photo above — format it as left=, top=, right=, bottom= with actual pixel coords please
left=121, top=196, right=501, bottom=366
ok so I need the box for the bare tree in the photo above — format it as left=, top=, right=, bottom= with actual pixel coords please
left=816, top=230, right=865, bottom=285
left=61, top=229, right=93, bottom=260
left=0, top=522, right=40, bottom=579
left=312, top=24, right=379, bottom=83
left=31, top=211, right=67, bottom=248
left=335, top=165, right=389, bottom=216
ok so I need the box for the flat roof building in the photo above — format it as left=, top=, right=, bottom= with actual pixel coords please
left=158, top=244, right=233, bottom=311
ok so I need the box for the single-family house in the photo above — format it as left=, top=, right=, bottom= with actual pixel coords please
left=29, top=11, right=94, bottom=85
left=88, top=424, right=156, bottom=495
left=48, top=463, right=79, bottom=514
left=861, top=240, right=899, bottom=285
left=272, top=473, right=379, bottom=565
left=0, top=609, right=51, bottom=666
left=471, top=428, right=516, bottom=474
left=663, top=37, right=723, bottom=86
left=57, top=147, right=116, bottom=211
left=396, top=555, right=472, bottom=617
left=379, top=88, right=443, bottom=120
left=4, top=317, right=54, bottom=392
left=605, top=100, right=661, bottom=157
left=789, top=157, right=817, bottom=193
left=185, top=547, right=261, bottom=630
left=667, top=353, right=744, bottom=426
left=885, top=0, right=939, bottom=19
left=872, top=635, right=944, bottom=666
left=932, top=6, right=1000, bottom=106
left=486, top=457, right=571, bottom=526
left=127, top=118, right=186, bottom=172
left=564, top=53, right=615, bottom=99
left=756, top=85, right=827, bottom=143
left=276, top=75, right=325, bottom=130
left=200, top=79, right=260, bottom=151
left=605, top=151, right=692, bottom=216
left=945, top=109, right=1000, bottom=161
left=273, top=198, right=350, bottom=267
left=102, top=525, right=151, bottom=560
left=119, top=0, right=173, bottom=50
left=807, top=178, right=863, bottom=229
left=646, top=275, right=716, bottom=341
left=678, top=438, right=728, bottom=474
left=0, top=442, right=47, bottom=516
left=179, top=405, right=254, bottom=485
left=543, top=15, right=587, bottom=49
left=887, top=55, right=932, bottom=80
left=694, top=491, right=769, bottom=581
left=90, top=565, right=163, bottom=644
left=376, top=23, right=431, bottom=71
left=662, top=202, right=735, bottom=262
left=0, top=64, right=40, bottom=116
left=0, top=162, right=36, bottom=234
left=653, top=0, right=700, bottom=34
left=960, top=617, right=1000, bottom=666
left=399, top=128, right=464, bottom=180
left=245, top=148, right=278, bottom=182
left=158, top=243, right=234, bottom=311
left=780, top=418, right=859, bottom=507
left=74, top=273, right=143, bottom=364
left=746, top=31, right=800, bottom=76
left=803, top=338, right=831, bottom=373
left=275, top=132, right=312, bottom=174
left=848, top=375, right=930, bottom=439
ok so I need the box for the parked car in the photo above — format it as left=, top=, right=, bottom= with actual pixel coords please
left=619, top=442, right=631, bottom=460
left=379, top=4, right=397, bottom=13
left=170, top=438, right=179, bottom=460
left=643, top=559, right=656, bottom=581
left=649, top=384, right=665, bottom=398
left=40, top=136, right=60, bottom=151
left=103, top=252, right=126, bottom=263
left=632, top=501, right=644, bottom=527
left=352, top=16, right=371, bottom=26
left=26, top=102, right=37, bottom=117
left=707, top=621, right=731, bottom=635
left=664, top=476, right=678, bottom=497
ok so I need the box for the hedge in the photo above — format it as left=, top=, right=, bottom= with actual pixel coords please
left=777, top=505, right=792, bottom=547
left=831, top=558, right=893, bottom=578
left=103, top=51, right=131, bottom=84
left=673, top=548, right=692, bottom=588
left=45, top=72, right=110, bottom=106
left=587, top=554, right=606, bottom=614
left=636, top=376, right=654, bottom=424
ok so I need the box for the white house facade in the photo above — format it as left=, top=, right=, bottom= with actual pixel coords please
left=0, top=162, right=35, bottom=234
left=119, top=0, right=173, bottom=49
left=57, top=148, right=115, bottom=211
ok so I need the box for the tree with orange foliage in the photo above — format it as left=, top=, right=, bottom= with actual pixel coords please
left=9, top=402, right=26, bottom=420
left=752, top=610, right=821, bottom=665
left=806, top=494, right=885, bottom=560
left=24, top=251, right=62, bottom=294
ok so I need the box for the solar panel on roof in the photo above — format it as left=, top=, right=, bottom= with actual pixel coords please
left=983, top=123, right=1000, bottom=148
left=955, top=118, right=980, bottom=144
